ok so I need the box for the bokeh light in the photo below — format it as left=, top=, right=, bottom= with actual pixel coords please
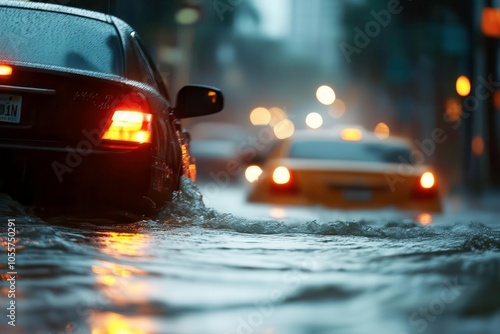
left=273, top=119, right=295, bottom=139
left=420, top=172, right=435, bottom=189
left=305, top=112, right=323, bottom=129
left=341, top=128, right=363, bottom=141
left=374, top=122, right=390, bottom=139
left=445, top=98, right=462, bottom=123
left=269, top=107, right=287, bottom=126
left=329, top=99, right=346, bottom=118
left=245, top=165, right=263, bottom=183
left=175, top=7, right=200, bottom=25
left=273, top=166, right=291, bottom=185
left=417, top=213, right=433, bottom=226
left=472, top=136, right=485, bottom=156
left=316, top=85, right=336, bottom=105
left=250, top=107, right=271, bottom=125
left=493, top=90, right=500, bottom=110
left=269, top=207, right=286, bottom=219
left=456, top=75, right=471, bottom=97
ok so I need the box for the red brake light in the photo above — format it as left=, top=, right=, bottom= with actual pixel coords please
left=411, top=172, right=438, bottom=199
left=0, top=65, right=13, bottom=76
left=102, top=92, right=153, bottom=144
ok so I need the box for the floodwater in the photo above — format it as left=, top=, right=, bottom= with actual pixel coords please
left=1, top=178, right=499, bottom=334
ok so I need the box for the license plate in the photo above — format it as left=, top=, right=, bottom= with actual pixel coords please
left=0, top=94, right=22, bottom=123
left=342, top=189, right=373, bottom=202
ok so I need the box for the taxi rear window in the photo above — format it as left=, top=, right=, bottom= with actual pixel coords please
left=290, top=140, right=415, bottom=164
left=0, top=7, right=123, bottom=75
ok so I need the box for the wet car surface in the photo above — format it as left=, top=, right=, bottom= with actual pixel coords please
left=0, top=1, right=223, bottom=218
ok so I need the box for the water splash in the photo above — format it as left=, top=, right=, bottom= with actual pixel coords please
left=158, top=177, right=217, bottom=223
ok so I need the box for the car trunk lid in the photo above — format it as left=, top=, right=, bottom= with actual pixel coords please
left=281, top=159, right=425, bottom=207
left=0, top=64, right=126, bottom=144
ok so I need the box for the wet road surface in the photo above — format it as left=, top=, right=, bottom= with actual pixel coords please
left=0, top=178, right=499, bottom=334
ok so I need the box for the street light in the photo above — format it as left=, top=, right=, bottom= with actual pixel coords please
left=316, top=85, right=336, bottom=105
left=305, top=112, right=323, bottom=129
left=174, top=3, right=202, bottom=92
left=249, top=107, right=271, bottom=126
left=456, top=75, right=471, bottom=97
left=175, top=4, right=201, bottom=25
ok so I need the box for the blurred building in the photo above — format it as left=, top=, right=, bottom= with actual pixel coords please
left=288, top=0, right=344, bottom=79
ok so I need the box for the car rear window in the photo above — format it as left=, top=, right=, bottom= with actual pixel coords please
left=0, top=7, right=123, bottom=75
left=289, top=140, right=416, bottom=164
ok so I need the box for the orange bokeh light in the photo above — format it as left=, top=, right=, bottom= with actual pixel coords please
left=472, top=136, right=485, bottom=156
left=456, top=76, right=471, bottom=97
left=482, top=7, right=500, bottom=37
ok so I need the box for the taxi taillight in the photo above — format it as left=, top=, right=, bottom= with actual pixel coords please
left=271, top=166, right=299, bottom=193
left=0, top=65, right=13, bottom=76
left=419, top=172, right=435, bottom=189
left=102, top=92, right=153, bottom=144
left=411, top=172, right=438, bottom=199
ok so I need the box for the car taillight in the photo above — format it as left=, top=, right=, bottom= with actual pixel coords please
left=102, top=92, right=152, bottom=144
left=270, top=166, right=298, bottom=193
left=411, top=172, right=438, bottom=199
left=0, top=65, right=13, bottom=76
left=420, top=172, right=435, bottom=189
left=272, top=166, right=291, bottom=184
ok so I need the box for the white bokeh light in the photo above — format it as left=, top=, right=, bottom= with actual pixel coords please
left=316, top=85, right=336, bottom=105
left=305, top=112, right=323, bottom=129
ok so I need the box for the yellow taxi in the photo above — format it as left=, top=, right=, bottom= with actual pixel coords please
left=246, top=127, right=442, bottom=212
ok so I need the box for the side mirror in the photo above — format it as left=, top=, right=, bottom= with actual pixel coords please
left=175, top=85, right=223, bottom=119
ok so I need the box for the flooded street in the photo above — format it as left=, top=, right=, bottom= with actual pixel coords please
left=1, top=1, right=500, bottom=334
left=0, top=179, right=499, bottom=334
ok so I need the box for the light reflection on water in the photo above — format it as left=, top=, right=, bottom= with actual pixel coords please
left=91, top=312, right=152, bottom=334
left=416, top=212, right=433, bottom=225
left=91, top=232, right=156, bottom=333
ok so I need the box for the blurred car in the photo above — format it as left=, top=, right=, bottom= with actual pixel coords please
left=0, top=1, right=223, bottom=217
left=189, top=122, right=249, bottom=182
left=246, top=128, right=442, bottom=212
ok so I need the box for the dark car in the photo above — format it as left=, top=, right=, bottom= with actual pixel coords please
left=0, top=1, right=223, bottom=218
